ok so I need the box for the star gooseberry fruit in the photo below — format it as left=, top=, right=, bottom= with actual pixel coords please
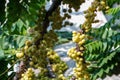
left=16, top=52, right=24, bottom=58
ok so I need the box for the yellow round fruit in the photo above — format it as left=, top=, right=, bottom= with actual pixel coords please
left=79, top=34, right=85, bottom=39
left=85, top=29, right=89, bottom=32
left=77, top=67, right=83, bottom=71
left=24, top=46, right=28, bottom=50
left=79, top=58, right=83, bottom=61
left=16, top=52, right=24, bottom=58
left=106, top=6, right=110, bottom=10
left=78, top=39, right=85, bottom=45
left=72, top=31, right=77, bottom=34
left=80, top=47, right=84, bottom=50
left=100, top=1, right=105, bottom=5
left=71, top=54, right=76, bottom=58
left=76, top=52, right=81, bottom=56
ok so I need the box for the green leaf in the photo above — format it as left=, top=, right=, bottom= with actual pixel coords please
left=0, top=61, right=8, bottom=80
left=99, top=58, right=107, bottom=67
left=107, top=0, right=120, bottom=7
left=107, top=7, right=120, bottom=15
left=110, top=64, right=114, bottom=70
left=0, top=50, right=8, bottom=80
left=102, top=29, right=108, bottom=39
left=105, top=67, right=110, bottom=74
left=16, top=19, right=24, bottom=32
left=0, top=50, right=4, bottom=60
left=97, top=69, right=104, bottom=77
left=103, top=42, right=107, bottom=52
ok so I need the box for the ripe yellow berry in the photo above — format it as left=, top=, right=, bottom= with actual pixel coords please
left=100, top=1, right=105, bottom=5
left=78, top=39, right=85, bottom=45
left=58, top=74, right=64, bottom=78
left=84, top=74, right=90, bottom=79
left=72, top=31, right=77, bottom=35
left=106, top=6, right=110, bottom=10
left=72, top=36, right=79, bottom=43
left=77, top=67, right=83, bottom=71
left=80, top=53, right=83, bottom=56
left=76, top=57, right=80, bottom=61
left=77, top=72, right=82, bottom=76
left=79, top=34, right=85, bottom=39
left=71, top=54, right=76, bottom=58
left=76, top=52, right=81, bottom=55
left=80, top=58, right=83, bottom=61
left=24, top=46, right=28, bottom=50
left=28, top=68, right=32, bottom=72
left=16, top=52, right=24, bottom=58
left=80, top=47, right=84, bottom=50
left=84, top=26, right=89, bottom=29
left=78, top=78, right=83, bottom=80
left=82, top=39, right=85, bottom=42
left=85, top=29, right=89, bottom=32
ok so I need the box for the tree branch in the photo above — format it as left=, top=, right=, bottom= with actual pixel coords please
left=35, top=0, right=63, bottom=78
left=35, top=0, right=62, bottom=45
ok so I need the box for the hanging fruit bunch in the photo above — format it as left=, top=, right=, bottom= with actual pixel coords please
left=67, top=0, right=109, bottom=80
left=62, top=0, right=85, bottom=11
left=14, top=0, right=109, bottom=80
left=47, top=49, right=68, bottom=80
left=14, top=1, right=69, bottom=79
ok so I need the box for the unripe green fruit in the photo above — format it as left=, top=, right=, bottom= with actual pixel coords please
left=25, top=40, right=31, bottom=46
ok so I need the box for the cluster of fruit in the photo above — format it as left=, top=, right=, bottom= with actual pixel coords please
left=73, top=62, right=90, bottom=80
left=58, top=74, right=66, bottom=80
left=16, top=31, right=60, bottom=79
left=47, top=50, right=61, bottom=63
left=49, top=6, right=73, bottom=29
left=67, top=0, right=110, bottom=80
left=15, top=4, right=69, bottom=79
left=62, top=0, right=85, bottom=11
left=67, top=31, right=90, bottom=80
left=43, top=30, right=58, bottom=47
left=99, top=0, right=109, bottom=11
left=49, top=7, right=64, bottom=30
left=82, top=0, right=109, bottom=33
left=21, top=68, right=35, bottom=80
left=67, top=47, right=83, bottom=61
left=72, top=31, right=86, bottom=46
left=82, top=0, right=100, bottom=33
left=16, top=20, right=68, bottom=80
left=47, top=50, right=68, bottom=80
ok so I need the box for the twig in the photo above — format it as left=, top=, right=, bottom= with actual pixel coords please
left=0, top=59, right=20, bottom=77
